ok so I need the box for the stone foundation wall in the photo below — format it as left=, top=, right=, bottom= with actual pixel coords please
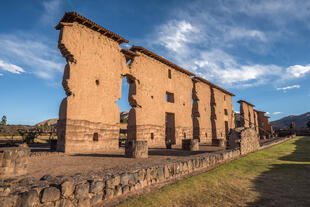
left=57, top=119, right=119, bottom=153
left=0, top=137, right=292, bottom=207
left=128, top=125, right=166, bottom=148
left=0, top=147, right=30, bottom=179
left=228, top=127, right=260, bottom=155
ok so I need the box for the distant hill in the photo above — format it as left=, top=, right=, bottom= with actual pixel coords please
left=271, top=112, right=310, bottom=129
left=36, top=118, right=58, bottom=126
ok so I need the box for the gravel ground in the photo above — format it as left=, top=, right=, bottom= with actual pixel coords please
left=28, top=145, right=224, bottom=179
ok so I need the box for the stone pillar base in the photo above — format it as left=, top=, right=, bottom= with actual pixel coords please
left=212, top=139, right=226, bottom=147
left=125, top=140, right=148, bottom=158
left=0, top=147, right=30, bottom=179
left=182, top=139, right=199, bottom=151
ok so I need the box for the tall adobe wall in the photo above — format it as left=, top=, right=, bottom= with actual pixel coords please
left=239, top=101, right=257, bottom=130
left=57, top=22, right=127, bottom=153
left=192, top=80, right=212, bottom=143
left=213, top=88, right=234, bottom=139
left=127, top=51, right=193, bottom=147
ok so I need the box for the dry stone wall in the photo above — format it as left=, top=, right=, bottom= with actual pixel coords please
left=0, top=147, right=30, bottom=179
left=228, top=127, right=260, bottom=155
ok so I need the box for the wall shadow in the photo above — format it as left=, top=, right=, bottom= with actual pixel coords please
left=247, top=136, right=310, bottom=207
left=148, top=148, right=216, bottom=157
left=71, top=153, right=124, bottom=158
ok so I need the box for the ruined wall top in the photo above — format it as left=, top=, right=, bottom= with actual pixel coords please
left=238, top=100, right=255, bottom=107
left=55, top=12, right=128, bottom=44
left=193, top=77, right=235, bottom=96
left=130, top=46, right=195, bottom=76
left=254, top=110, right=266, bottom=115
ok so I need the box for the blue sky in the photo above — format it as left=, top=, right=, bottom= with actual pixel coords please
left=0, top=0, right=309, bottom=125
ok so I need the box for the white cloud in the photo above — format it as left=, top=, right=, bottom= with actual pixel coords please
left=148, top=19, right=283, bottom=88
left=276, top=85, right=300, bottom=91
left=157, top=20, right=199, bottom=53
left=273, top=112, right=282, bottom=115
left=41, top=0, right=63, bottom=26
left=0, top=60, right=25, bottom=74
left=0, top=34, right=64, bottom=79
left=228, top=28, right=267, bottom=42
left=286, top=64, right=310, bottom=78
left=144, top=1, right=310, bottom=88
left=266, top=112, right=270, bottom=115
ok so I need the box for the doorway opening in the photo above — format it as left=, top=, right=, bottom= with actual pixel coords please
left=225, top=121, right=229, bottom=139
left=116, top=76, right=131, bottom=147
left=165, top=112, right=176, bottom=145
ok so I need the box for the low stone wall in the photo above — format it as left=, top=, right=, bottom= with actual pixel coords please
left=0, top=147, right=30, bottom=179
left=182, top=139, right=199, bottom=151
left=0, top=136, right=293, bottom=207
left=228, top=127, right=260, bottom=155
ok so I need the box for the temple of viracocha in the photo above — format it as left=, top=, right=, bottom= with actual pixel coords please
left=55, top=12, right=273, bottom=157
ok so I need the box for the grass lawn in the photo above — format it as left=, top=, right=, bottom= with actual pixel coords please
left=116, top=136, right=310, bottom=207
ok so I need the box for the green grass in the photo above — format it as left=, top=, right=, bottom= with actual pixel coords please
left=116, top=136, right=310, bottom=207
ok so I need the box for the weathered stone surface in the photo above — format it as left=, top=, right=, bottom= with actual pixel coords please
left=74, top=183, right=90, bottom=200
left=0, top=195, right=17, bottom=207
left=114, top=186, right=122, bottom=196
left=122, top=185, right=130, bottom=194
left=90, top=193, right=103, bottom=206
left=90, top=181, right=104, bottom=193
left=61, top=181, right=75, bottom=197
left=182, top=139, right=199, bottom=151
left=17, top=190, right=39, bottom=207
left=55, top=199, right=75, bottom=207
left=125, top=140, right=148, bottom=158
left=228, top=127, right=260, bottom=155
left=78, top=198, right=90, bottom=207
left=120, top=173, right=130, bottom=186
left=104, top=188, right=114, bottom=200
left=41, top=187, right=60, bottom=203
left=0, top=147, right=30, bottom=179
left=40, top=174, right=55, bottom=182
left=106, top=175, right=120, bottom=189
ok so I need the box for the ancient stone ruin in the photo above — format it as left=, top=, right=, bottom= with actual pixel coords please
left=237, top=100, right=274, bottom=139
left=55, top=12, right=273, bottom=157
left=55, top=12, right=237, bottom=157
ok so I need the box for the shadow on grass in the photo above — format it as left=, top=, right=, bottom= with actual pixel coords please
left=247, top=136, right=310, bottom=207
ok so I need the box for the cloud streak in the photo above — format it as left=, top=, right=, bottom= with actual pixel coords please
left=273, top=112, right=282, bottom=115
left=276, top=85, right=300, bottom=91
left=0, top=33, right=64, bottom=79
left=0, top=60, right=25, bottom=74
left=144, top=1, right=310, bottom=88
left=41, top=0, right=63, bottom=26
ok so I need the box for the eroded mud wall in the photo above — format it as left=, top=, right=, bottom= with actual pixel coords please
left=254, top=111, right=259, bottom=133
left=239, top=102, right=255, bottom=129
left=193, top=79, right=234, bottom=142
left=128, top=52, right=193, bottom=147
left=213, top=88, right=234, bottom=139
left=192, top=81, right=212, bottom=143
left=57, top=22, right=127, bottom=153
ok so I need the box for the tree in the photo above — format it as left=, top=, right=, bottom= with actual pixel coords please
left=290, top=122, right=296, bottom=129
left=0, top=115, right=7, bottom=125
left=307, top=120, right=310, bottom=130
left=290, top=122, right=297, bottom=135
